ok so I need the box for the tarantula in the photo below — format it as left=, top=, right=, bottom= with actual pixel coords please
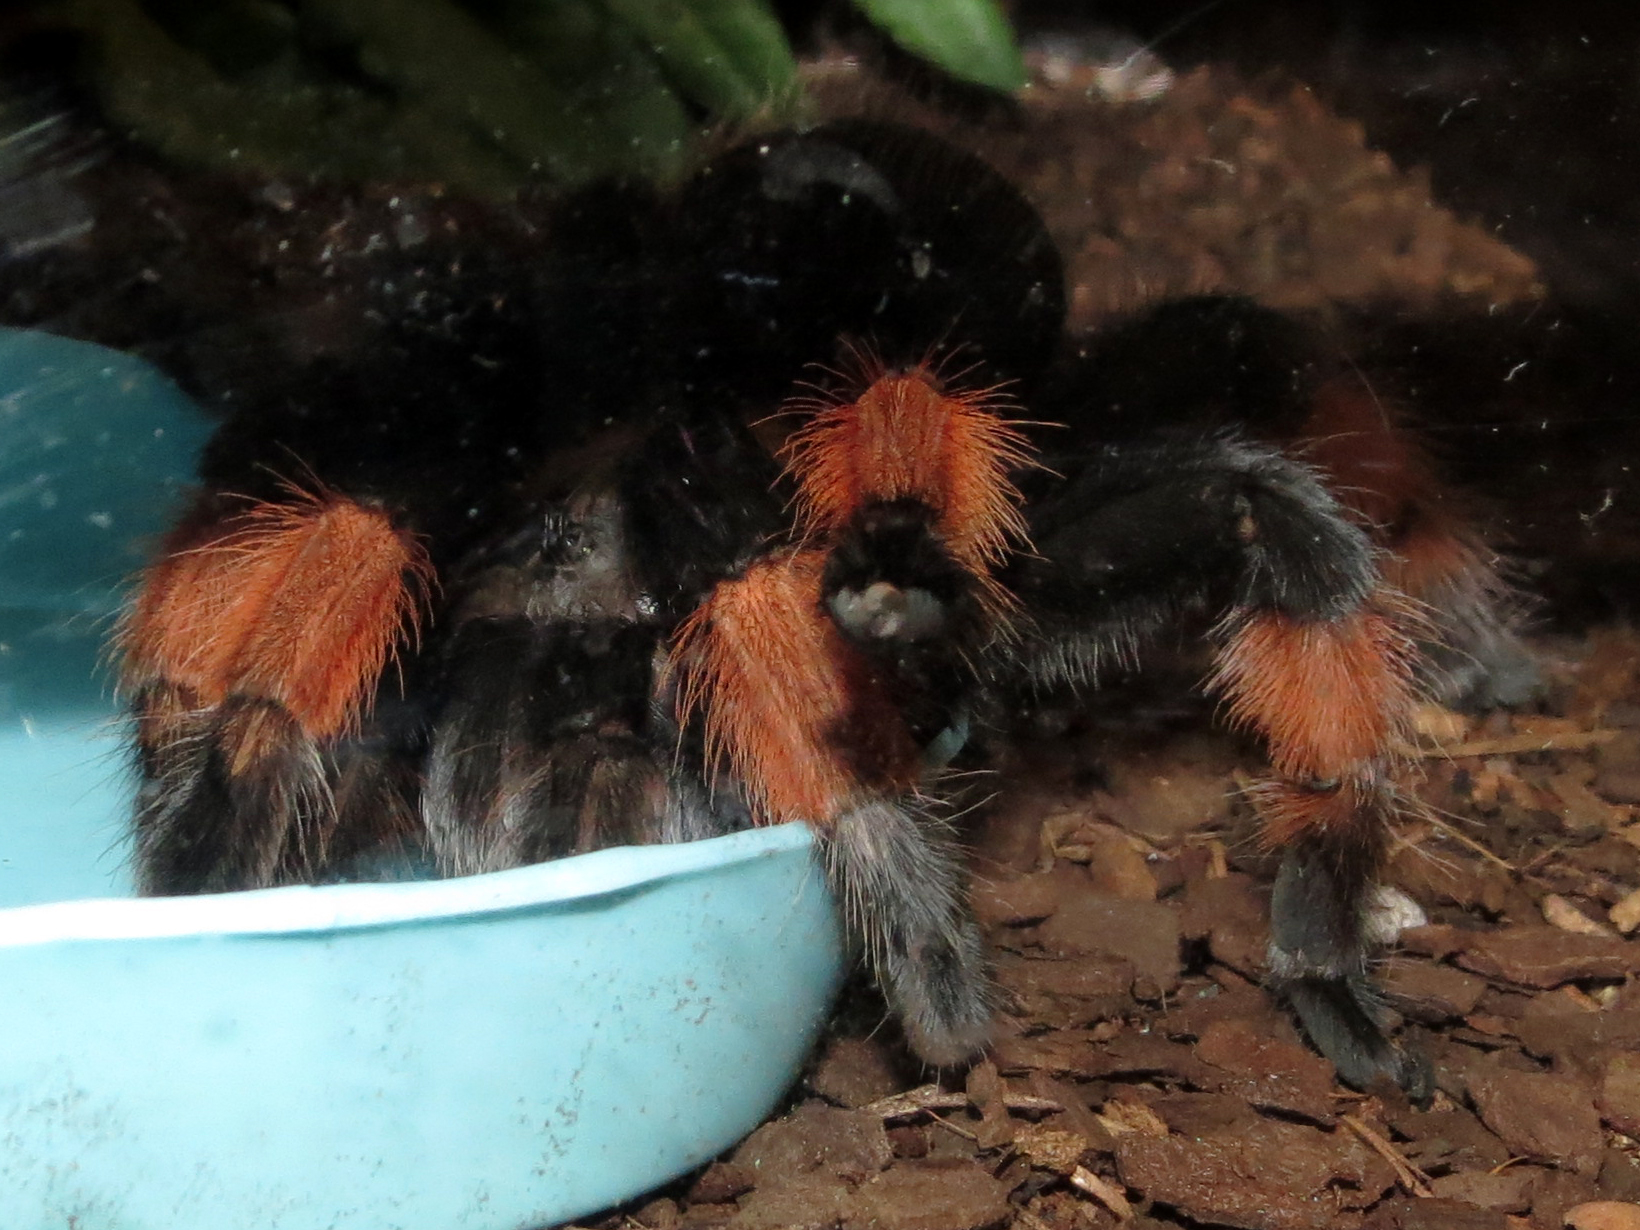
left=114, top=119, right=1530, bottom=1099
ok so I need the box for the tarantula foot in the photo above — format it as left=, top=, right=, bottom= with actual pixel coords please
left=1267, top=846, right=1432, bottom=1102
left=884, top=921, right=995, bottom=1068
left=1277, top=971, right=1434, bottom=1105
left=823, top=801, right=996, bottom=1068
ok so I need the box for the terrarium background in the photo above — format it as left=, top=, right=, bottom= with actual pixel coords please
left=4, top=2, right=1640, bottom=1228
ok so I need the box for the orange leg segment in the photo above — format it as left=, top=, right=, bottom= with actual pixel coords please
left=122, top=487, right=432, bottom=894
left=121, top=488, right=432, bottom=749
left=1296, top=375, right=1488, bottom=603
left=1210, top=601, right=1418, bottom=848
left=668, top=549, right=922, bottom=828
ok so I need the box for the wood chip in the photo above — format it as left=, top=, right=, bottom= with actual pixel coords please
left=1115, top=1116, right=1395, bottom=1228
left=965, top=1060, right=1014, bottom=1150
left=1598, top=1052, right=1640, bottom=1136
left=1564, top=1202, right=1640, bottom=1230
left=1026, top=1071, right=1118, bottom=1153
left=1070, top=1165, right=1134, bottom=1220
left=809, top=1036, right=904, bottom=1108
left=732, top=1102, right=892, bottom=1183
left=1341, top=1112, right=1434, bottom=1198
left=1033, top=893, right=1183, bottom=993
left=1195, top=1017, right=1338, bottom=1125
left=1097, top=1098, right=1170, bottom=1139
left=1014, top=1124, right=1091, bottom=1175
left=863, top=1085, right=1062, bottom=1122
left=1415, top=813, right=1519, bottom=872
left=1406, top=728, right=1621, bottom=759
left=844, top=1160, right=1013, bottom=1230
left=1542, top=893, right=1620, bottom=939
left=1449, top=925, right=1640, bottom=988
left=1426, top=1168, right=1532, bottom=1212
left=1467, top=1068, right=1604, bottom=1176
left=1010, top=1208, right=1056, bottom=1230
left=1411, top=703, right=1471, bottom=744
left=1548, top=773, right=1630, bottom=834
left=1610, top=886, right=1640, bottom=934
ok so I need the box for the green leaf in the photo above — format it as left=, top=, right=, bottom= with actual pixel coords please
left=52, top=0, right=796, bottom=191
left=852, top=0, right=1025, bottom=92
left=303, top=0, right=615, bottom=182
left=598, top=0, right=797, bottom=117
left=485, top=0, right=697, bottom=180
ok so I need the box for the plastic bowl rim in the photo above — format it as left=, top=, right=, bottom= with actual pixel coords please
left=0, top=821, right=818, bottom=948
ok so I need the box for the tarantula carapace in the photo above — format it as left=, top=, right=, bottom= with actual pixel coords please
left=115, top=118, right=1529, bottom=1098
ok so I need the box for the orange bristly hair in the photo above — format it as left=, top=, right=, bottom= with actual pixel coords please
left=120, top=488, right=433, bottom=745
left=1209, top=599, right=1421, bottom=847
left=668, top=550, right=922, bottom=828
left=780, top=367, right=1036, bottom=576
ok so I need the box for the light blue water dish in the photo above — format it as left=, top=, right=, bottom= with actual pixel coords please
left=0, top=328, right=846, bottom=1230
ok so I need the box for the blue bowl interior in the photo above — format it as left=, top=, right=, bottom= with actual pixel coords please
left=0, top=327, right=212, bottom=905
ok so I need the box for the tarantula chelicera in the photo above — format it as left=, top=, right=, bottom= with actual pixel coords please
left=115, top=119, right=1530, bottom=1099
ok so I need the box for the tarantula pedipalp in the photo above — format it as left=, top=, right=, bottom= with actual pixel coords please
left=114, top=119, right=1530, bottom=1099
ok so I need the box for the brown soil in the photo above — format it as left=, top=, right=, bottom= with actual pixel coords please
left=572, top=46, right=1640, bottom=1230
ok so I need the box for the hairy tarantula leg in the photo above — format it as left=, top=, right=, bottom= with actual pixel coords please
left=418, top=479, right=764, bottom=875
left=823, top=801, right=996, bottom=1067
left=131, top=689, right=327, bottom=894
left=1212, top=603, right=1432, bottom=1101
left=670, top=551, right=994, bottom=1065
left=1297, top=376, right=1538, bottom=711
left=1006, top=433, right=1434, bottom=1095
left=119, top=489, right=430, bottom=892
